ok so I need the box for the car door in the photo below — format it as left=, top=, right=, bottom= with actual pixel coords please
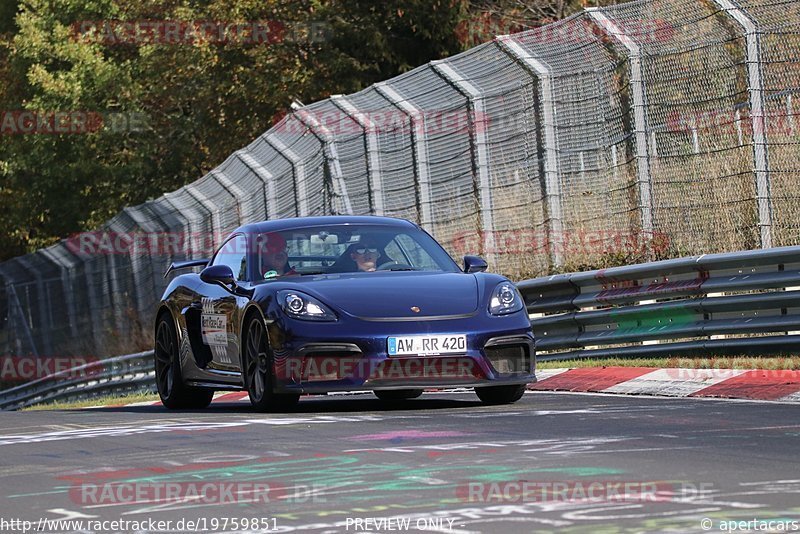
left=185, top=234, right=250, bottom=373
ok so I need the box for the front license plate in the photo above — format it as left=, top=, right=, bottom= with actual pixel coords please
left=387, top=334, right=467, bottom=356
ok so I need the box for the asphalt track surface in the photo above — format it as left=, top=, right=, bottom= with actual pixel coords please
left=0, top=391, right=799, bottom=534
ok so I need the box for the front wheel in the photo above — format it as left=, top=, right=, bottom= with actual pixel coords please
left=154, top=315, right=214, bottom=409
left=475, top=384, right=526, bottom=405
left=374, top=389, right=424, bottom=401
left=243, top=315, right=299, bottom=412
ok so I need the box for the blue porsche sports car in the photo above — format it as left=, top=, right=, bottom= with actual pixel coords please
left=154, top=216, right=535, bottom=410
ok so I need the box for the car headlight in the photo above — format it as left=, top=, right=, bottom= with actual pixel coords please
left=277, top=290, right=337, bottom=321
left=489, top=282, right=524, bottom=316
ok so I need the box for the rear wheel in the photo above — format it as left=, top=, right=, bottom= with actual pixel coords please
left=154, top=315, right=213, bottom=409
left=475, top=384, right=526, bottom=405
left=374, top=389, right=424, bottom=401
left=244, top=315, right=299, bottom=412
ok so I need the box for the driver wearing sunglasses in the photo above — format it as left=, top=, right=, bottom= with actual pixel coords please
left=350, top=244, right=381, bottom=272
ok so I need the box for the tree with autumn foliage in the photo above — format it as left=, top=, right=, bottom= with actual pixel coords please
left=0, top=0, right=612, bottom=261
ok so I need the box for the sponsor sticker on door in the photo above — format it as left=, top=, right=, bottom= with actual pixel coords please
left=201, top=314, right=228, bottom=346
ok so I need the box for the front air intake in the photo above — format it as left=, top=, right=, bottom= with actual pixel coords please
left=485, top=343, right=531, bottom=376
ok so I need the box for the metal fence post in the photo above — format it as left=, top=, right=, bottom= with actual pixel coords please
left=12, top=257, right=52, bottom=356
left=235, top=150, right=279, bottom=221
left=81, top=257, right=104, bottom=351
left=374, top=81, right=435, bottom=234
left=264, top=133, right=310, bottom=217
left=122, top=207, right=164, bottom=315
left=39, top=249, right=79, bottom=339
left=184, top=185, right=223, bottom=247
left=712, top=0, right=773, bottom=249
left=209, top=169, right=248, bottom=225
left=4, top=282, right=38, bottom=356
left=330, top=95, right=385, bottom=215
left=431, top=60, right=496, bottom=265
left=162, top=191, right=198, bottom=259
left=104, top=219, right=131, bottom=337
left=292, top=107, right=354, bottom=215
left=496, top=37, right=564, bottom=267
left=586, top=8, right=655, bottom=240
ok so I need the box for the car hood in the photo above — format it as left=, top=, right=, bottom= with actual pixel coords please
left=298, top=272, right=479, bottom=318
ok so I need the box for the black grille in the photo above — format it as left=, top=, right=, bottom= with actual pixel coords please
left=485, top=344, right=530, bottom=376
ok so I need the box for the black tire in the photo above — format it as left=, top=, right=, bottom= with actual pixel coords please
left=243, top=314, right=300, bottom=412
left=475, top=384, right=526, bottom=405
left=374, top=389, right=424, bottom=401
left=154, top=314, right=214, bottom=409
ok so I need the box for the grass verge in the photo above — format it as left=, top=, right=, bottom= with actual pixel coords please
left=22, top=392, right=160, bottom=411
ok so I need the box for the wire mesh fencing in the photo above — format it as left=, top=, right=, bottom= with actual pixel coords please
left=1, top=0, right=799, bottom=358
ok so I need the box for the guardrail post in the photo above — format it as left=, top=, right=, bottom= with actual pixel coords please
left=374, top=81, right=435, bottom=234
left=292, top=106, right=354, bottom=216
left=235, top=149, right=279, bottom=220
left=430, top=60, right=496, bottom=265
left=496, top=37, right=564, bottom=268
left=586, top=8, right=655, bottom=241
left=264, top=133, right=310, bottom=217
left=330, top=95, right=385, bottom=216
left=712, top=0, right=773, bottom=249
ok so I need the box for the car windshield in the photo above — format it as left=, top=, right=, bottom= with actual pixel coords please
left=254, top=224, right=461, bottom=277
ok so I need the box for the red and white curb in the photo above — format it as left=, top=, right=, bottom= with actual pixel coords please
left=81, top=367, right=800, bottom=408
left=531, top=367, right=800, bottom=402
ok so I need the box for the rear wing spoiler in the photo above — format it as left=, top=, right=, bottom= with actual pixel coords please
left=164, top=259, right=210, bottom=278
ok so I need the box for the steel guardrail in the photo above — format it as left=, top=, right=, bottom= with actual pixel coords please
left=517, top=246, right=800, bottom=361
left=0, top=351, right=155, bottom=411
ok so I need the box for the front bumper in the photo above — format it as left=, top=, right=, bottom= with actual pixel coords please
left=265, top=313, right=536, bottom=394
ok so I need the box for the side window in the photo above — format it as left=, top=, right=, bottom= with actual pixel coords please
left=386, top=234, right=440, bottom=271
left=212, top=234, right=248, bottom=281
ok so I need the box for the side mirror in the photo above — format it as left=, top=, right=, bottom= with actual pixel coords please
left=200, top=264, right=236, bottom=288
left=463, top=255, right=488, bottom=273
